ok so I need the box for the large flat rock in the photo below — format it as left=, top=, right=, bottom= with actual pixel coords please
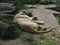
left=32, top=5, right=59, bottom=27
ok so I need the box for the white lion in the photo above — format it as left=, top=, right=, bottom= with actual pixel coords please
left=13, top=12, right=51, bottom=33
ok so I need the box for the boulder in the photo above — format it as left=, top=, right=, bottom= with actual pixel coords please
left=0, top=3, right=16, bottom=15
left=20, top=10, right=33, bottom=17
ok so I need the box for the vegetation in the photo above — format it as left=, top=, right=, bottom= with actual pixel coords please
left=7, top=0, right=40, bottom=4
left=0, top=0, right=54, bottom=10
left=40, top=34, right=48, bottom=40
left=55, top=0, right=60, bottom=25
left=0, top=15, right=13, bottom=25
left=31, top=42, right=41, bottom=45
left=23, top=36, right=34, bottom=42
left=51, top=30, right=60, bottom=38
left=39, top=0, right=54, bottom=5
left=51, top=31, right=56, bottom=37
left=56, top=0, right=60, bottom=7
left=0, top=15, right=23, bottom=39
left=27, top=34, right=58, bottom=45
left=56, top=0, right=60, bottom=11
left=1, top=25, right=22, bottom=39
left=7, top=0, right=55, bottom=4
left=56, top=16, right=60, bottom=25
left=57, top=16, right=60, bottom=24
left=44, top=40, right=57, bottom=45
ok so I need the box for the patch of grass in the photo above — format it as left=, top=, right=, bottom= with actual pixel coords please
left=53, top=13, right=60, bottom=25
left=0, top=15, right=14, bottom=25
left=29, top=39, right=57, bottom=45
left=45, top=40, right=57, bottom=45
left=23, top=36, right=34, bottom=42
left=16, top=4, right=30, bottom=10
left=56, top=16, right=60, bottom=25
left=51, top=31, right=60, bottom=39
left=51, top=31, right=56, bottom=37
left=8, top=0, right=55, bottom=5
left=1, top=25, right=22, bottom=39
left=30, top=39, right=57, bottom=45
left=7, top=0, right=29, bottom=10
left=0, top=15, right=23, bottom=39
left=39, top=0, right=54, bottom=5
left=31, top=42, right=41, bottom=45
left=40, top=34, right=48, bottom=40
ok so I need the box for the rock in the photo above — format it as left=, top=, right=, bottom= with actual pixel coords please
left=0, top=3, right=15, bottom=10
left=0, top=21, right=9, bottom=30
left=24, top=5, right=37, bottom=8
left=20, top=10, right=33, bottom=17
left=0, top=3, right=16, bottom=14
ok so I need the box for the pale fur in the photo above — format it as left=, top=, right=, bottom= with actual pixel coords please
left=14, top=12, right=42, bottom=32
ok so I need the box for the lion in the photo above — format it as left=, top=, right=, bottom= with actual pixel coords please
left=13, top=12, right=52, bottom=33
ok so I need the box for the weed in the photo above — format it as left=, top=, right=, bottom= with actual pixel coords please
left=45, top=40, right=56, bottom=45
left=40, top=34, right=48, bottom=40
left=51, top=31, right=56, bottom=37
left=56, top=16, right=60, bottom=25
left=23, top=36, right=34, bottom=42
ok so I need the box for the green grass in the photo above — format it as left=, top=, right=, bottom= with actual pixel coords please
left=23, top=36, right=34, bottom=42
left=51, top=31, right=60, bottom=39
left=40, top=34, right=48, bottom=40
left=51, top=31, right=57, bottom=37
left=31, top=42, right=41, bottom=45
left=44, top=40, right=56, bottom=45
left=16, top=4, right=31, bottom=10
left=0, top=15, right=13, bottom=25
left=29, top=39, right=57, bottom=45
left=56, top=16, right=60, bottom=25
left=1, top=25, right=22, bottom=39
left=39, top=0, right=54, bottom=5
left=8, top=0, right=54, bottom=4
left=0, top=15, right=23, bottom=39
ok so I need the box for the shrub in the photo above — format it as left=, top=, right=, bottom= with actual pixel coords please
left=8, top=0, right=55, bottom=4
left=0, top=25, right=22, bottom=39
left=0, top=16, right=13, bottom=25
left=0, top=15, right=22, bottom=39
left=56, top=0, right=60, bottom=7
left=24, top=36, right=34, bottom=42
left=56, top=0, right=60, bottom=12
left=8, top=0, right=40, bottom=4
left=45, top=40, right=56, bottom=45
left=39, top=0, right=54, bottom=5
left=57, top=16, right=60, bottom=25
left=40, top=34, right=48, bottom=40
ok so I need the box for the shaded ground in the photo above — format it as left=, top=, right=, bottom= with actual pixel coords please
left=0, top=4, right=60, bottom=45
